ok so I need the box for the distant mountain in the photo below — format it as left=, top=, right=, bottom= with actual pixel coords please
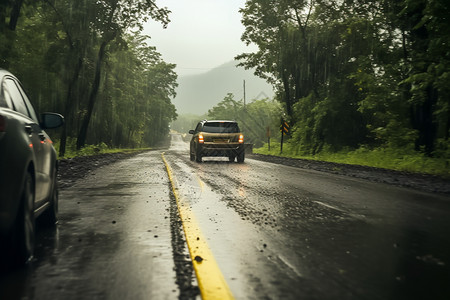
left=172, top=60, right=275, bottom=115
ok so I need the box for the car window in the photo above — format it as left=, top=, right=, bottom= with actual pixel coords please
left=202, top=122, right=239, bottom=133
left=3, top=78, right=38, bottom=122
left=1, top=80, right=14, bottom=109
left=15, top=80, right=39, bottom=122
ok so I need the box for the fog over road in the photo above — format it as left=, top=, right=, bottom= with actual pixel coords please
left=1, top=134, right=449, bottom=299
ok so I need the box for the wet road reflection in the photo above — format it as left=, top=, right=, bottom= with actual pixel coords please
left=1, top=153, right=181, bottom=299
left=1, top=134, right=449, bottom=300
left=167, top=134, right=450, bottom=300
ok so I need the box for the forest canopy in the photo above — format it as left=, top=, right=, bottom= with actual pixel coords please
left=236, top=0, right=450, bottom=158
left=0, top=0, right=177, bottom=156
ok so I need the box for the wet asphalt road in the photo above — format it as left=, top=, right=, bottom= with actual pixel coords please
left=1, top=134, right=450, bottom=299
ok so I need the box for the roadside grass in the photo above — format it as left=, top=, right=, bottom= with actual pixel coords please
left=254, top=142, right=450, bottom=178
left=53, top=140, right=151, bottom=159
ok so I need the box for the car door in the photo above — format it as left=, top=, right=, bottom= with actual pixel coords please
left=2, top=77, right=51, bottom=204
left=190, top=122, right=202, bottom=153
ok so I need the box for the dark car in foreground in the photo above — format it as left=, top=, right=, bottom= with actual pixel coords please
left=189, top=120, right=245, bottom=163
left=0, top=69, right=64, bottom=264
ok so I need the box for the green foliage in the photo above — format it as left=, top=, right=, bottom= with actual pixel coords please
left=0, top=0, right=176, bottom=156
left=97, top=34, right=178, bottom=148
left=54, top=138, right=109, bottom=158
left=206, top=93, right=282, bottom=147
left=237, top=0, right=450, bottom=159
left=53, top=137, right=149, bottom=158
left=255, top=143, right=449, bottom=177
left=171, top=114, right=207, bottom=134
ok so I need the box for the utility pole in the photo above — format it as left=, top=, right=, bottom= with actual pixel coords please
left=243, top=80, right=246, bottom=109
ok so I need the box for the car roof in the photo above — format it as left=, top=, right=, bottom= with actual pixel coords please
left=0, top=69, right=15, bottom=80
left=0, top=69, right=10, bottom=77
left=203, top=120, right=237, bottom=124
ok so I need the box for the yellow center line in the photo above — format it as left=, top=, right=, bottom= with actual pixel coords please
left=197, top=175, right=205, bottom=190
left=162, top=153, right=234, bottom=300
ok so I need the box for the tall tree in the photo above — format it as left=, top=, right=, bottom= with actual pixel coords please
left=42, top=0, right=96, bottom=156
left=0, top=0, right=26, bottom=68
left=75, top=0, right=171, bottom=149
left=398, top=0, right=450, bottom=155
left=237, top=0, right=449, bottom=156
left=237, top=0, right=316, bottom=117
left=2, top=0, right=178, bottom=153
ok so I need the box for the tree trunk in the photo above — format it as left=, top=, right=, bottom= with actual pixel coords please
left=413, top=85, right=437, bottom=156
left=76, top=40, right=108, bottom=150
left=59, top=57, right=83, bottom=157
left=0, top=3, right=7, bottom=32
left=0, top=0, right=23, bottom=68
left=8, top=0, right=23, bottom=31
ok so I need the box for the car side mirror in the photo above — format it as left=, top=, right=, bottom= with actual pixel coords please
left=189, top=130, right=194, bottom=134
left=41, top=113, right=64, bottom=129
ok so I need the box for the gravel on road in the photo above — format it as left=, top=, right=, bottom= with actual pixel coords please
left=57, top=151, right=450, bottom=195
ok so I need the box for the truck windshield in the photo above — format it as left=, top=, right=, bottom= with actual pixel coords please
left=202, top=122, right=239, bottom=133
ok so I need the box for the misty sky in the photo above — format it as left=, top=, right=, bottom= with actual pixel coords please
left=143, top=0, right=257, bottom=76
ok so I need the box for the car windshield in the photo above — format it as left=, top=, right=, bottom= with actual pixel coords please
left=202, top=122, right=239, bottom=133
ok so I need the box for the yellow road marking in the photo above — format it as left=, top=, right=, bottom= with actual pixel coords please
left=162, top=153, right=234, bottom=300
left=197, top=176, right=205, bottom=190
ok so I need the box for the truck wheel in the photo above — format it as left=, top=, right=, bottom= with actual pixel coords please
left=195, top=147, right=202, bottom=162
left=237, top=151, right=245, bottom=163
left=195, top=152, right=202, bottom=162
